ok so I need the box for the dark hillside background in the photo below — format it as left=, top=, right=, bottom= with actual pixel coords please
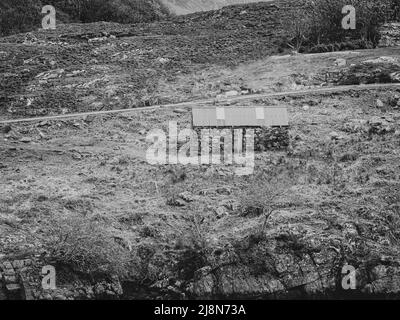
left=0, top=0, right=170, bottom=36
left=0, top=0, right=399, bottom=50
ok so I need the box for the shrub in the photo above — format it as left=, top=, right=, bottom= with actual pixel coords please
left=287, top=0, right=399, bottom=53
left=0, top=0, right=42, bottom=36
left=238, top=171, right=292, bottom=218
left=174, top=211, right=210, bottom=281
left=43, top=214, right=131, bottom=277
left=286, top=7, right=313, bottom=52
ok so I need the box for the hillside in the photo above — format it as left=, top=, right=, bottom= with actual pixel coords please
left=1, top=45, right=400, bottom=299
left=0, top=0, right=170, bottom=36
left=1, top=0, right=400, bottom=301
left=0, top=1, right=305, bottom=119
left=160, top=0, right=271, bottom=15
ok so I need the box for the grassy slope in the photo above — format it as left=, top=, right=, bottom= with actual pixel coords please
left=160, top=0, right=272, bottom=15
left=1, top=0, right=400, bottom=299
left=1, top=54, right=400, bottom=297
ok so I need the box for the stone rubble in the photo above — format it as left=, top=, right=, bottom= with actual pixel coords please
left=379, top=23, right=400, bottom=47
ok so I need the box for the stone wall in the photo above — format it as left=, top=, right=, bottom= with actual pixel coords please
left=0, top=259, right=124, bottom=300
left=193, top=126, right=290, bottom=154
left=0, top=259, right=33, bottom=300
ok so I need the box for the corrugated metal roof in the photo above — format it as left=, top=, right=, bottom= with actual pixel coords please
left=192, top=106, right=288, bottom=127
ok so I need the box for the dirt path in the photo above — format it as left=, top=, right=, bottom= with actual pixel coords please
left=2, top=83, right=400, bottom=124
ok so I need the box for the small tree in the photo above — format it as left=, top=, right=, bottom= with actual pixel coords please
left=237, top=168, right=296, bottom=237
left=285, top=9, right=312, bottom=52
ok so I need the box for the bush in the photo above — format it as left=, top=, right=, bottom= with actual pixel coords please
left=238, top=171, right=292, bottom=218
left=0, top=0, right=169, bottom=36
left=287, top=0, right=399, bottom=53
left=43, top=214, right=131, bottom=277
left=0, top=0, right=42, bottom=36
left=174, top=210, right=210, bottom=281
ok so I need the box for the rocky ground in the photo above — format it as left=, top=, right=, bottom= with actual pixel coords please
left=1, top=1, right=400, bottom=300
left=0, top=1, right=306, bottom=119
